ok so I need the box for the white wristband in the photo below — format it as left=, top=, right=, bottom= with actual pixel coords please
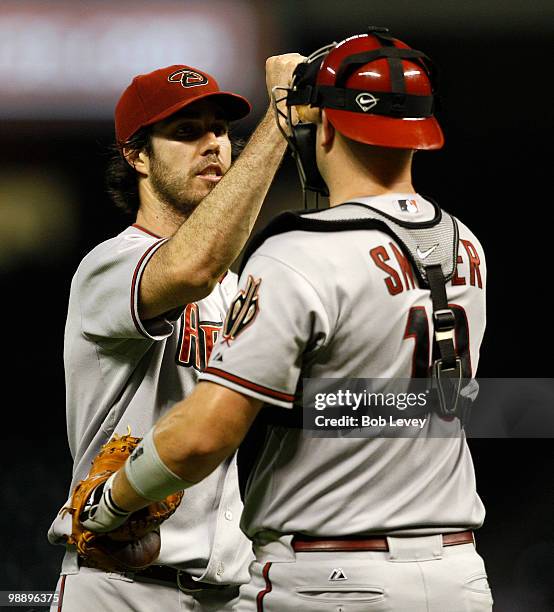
left=81, top=473, right=131, bottom=533
left=125, top=429, right=194, bottom=502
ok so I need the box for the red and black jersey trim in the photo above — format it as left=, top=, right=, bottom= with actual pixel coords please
left=256, top=562, right=273, bottom=611
left=57, top=575, right=66, bottom=611
left=131, top=224, right=162, bottom=239
left=203, top=367, right=294, bottom=403
left=130, top=239, right=167, bottom=338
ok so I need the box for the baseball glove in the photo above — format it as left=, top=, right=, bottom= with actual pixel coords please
left=62, top=431, right=183, bottom=573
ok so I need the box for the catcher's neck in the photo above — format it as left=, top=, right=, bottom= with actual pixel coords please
left=324, top=139, right=416, bottom=206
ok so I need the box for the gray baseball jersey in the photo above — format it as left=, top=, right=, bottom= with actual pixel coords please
left=200, top=194, right=487, bottom=540
left=48, top=224, right=251, bottom=584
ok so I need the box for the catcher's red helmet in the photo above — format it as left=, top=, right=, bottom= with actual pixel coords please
left=295, top=29, right=444, bottom=150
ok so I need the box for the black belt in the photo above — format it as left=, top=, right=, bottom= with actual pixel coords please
left=80, top=559, right=230, bottom=592
left=132, top=565, right=231, bottom=592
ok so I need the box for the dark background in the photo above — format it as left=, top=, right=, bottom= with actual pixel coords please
left=1, top=2, right=553, bottom=610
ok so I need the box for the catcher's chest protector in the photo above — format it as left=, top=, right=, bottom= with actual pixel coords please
left=241, top=200, right=464, bottom=419
left=241, top=200, right=458, bottom=285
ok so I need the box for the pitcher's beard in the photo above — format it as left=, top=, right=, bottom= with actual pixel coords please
left=149, top=158, right=216, bottom=219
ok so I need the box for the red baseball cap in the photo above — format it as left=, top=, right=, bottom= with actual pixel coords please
left=115, top=65, right=251, bottom=145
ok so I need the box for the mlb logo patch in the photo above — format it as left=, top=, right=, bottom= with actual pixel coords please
left=397, top=199, right=418, bottom=213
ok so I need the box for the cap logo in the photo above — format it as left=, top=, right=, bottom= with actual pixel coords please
left=355, top=92, right=379, bottom=112
left=168, top=69, right=208, bottom=88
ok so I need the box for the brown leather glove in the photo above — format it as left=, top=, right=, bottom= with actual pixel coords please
left=62, top=431, right=183, bottom=572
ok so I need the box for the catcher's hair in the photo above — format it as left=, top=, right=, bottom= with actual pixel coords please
left=105, top=128, right=246, bottom=216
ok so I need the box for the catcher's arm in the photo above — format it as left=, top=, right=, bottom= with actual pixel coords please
left=87, top=383, right=262, bottom=527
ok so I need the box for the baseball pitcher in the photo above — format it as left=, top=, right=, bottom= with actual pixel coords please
left=48, top=54, right=304, bottom=612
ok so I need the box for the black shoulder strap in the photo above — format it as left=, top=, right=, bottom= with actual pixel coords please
left=239, top=210, right=306, bottom=274
left=426, top=264, right=464, bottom=417
left=241, top=209, right=408, bottom=274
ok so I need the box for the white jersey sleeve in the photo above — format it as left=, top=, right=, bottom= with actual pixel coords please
left=74, top=229, right=176, bottom=341
left=200, top=252, right=331, bottom=408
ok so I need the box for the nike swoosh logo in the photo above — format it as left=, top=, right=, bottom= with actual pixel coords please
left=355, top=92, right=379, bottom=112
left=416, top=244, right=439, bottom=260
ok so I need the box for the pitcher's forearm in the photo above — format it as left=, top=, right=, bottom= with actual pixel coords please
left=164, top=108, right=287, bottom=280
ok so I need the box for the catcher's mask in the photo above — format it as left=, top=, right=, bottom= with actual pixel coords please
left=272, top=27, right=443, bottom=200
